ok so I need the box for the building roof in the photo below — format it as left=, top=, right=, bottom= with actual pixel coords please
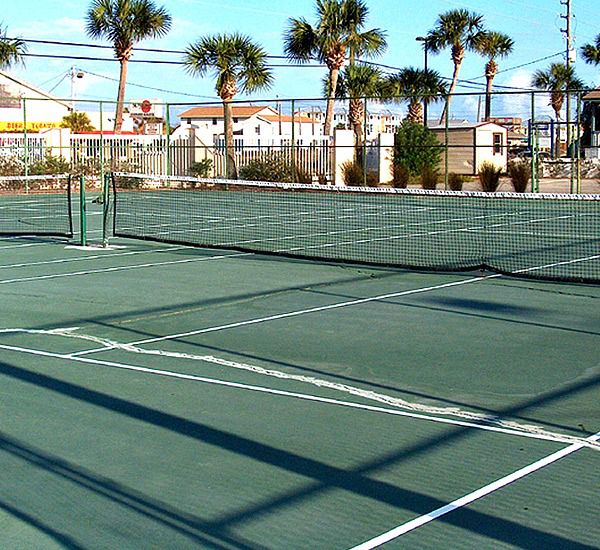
left=583, top=88, right=600, bottom=101
left=429, top=120, right=507, bottom=131
left=260, top=114, right=314, bottom=124
left=179, top=105, right=271, bottom=118
left=0, top=70, right=72, bottom=108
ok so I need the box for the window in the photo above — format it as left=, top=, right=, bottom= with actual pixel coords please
left=493, top=133, right=503, bottom=154
left=212, top=118, right=217, bottom=125
left=255, top=125, right=261, bottom=135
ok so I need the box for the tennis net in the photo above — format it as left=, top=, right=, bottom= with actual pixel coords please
left=110, top=173, right=600, bottom=283
left=0, top=174, right=73, bottom=237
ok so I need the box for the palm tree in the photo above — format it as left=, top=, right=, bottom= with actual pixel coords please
left=532, top=63, right=585, bottom=157
left=85, top=0, right=171, bottom=134
left=0, top=25, right=27, bottom=69
left=426, top=9, right=486, bottom=123
left=61, top=112, right=95, bottom=133
left=331, top=64, right=385, bottom=150
left=284, top=0, right=386, bottom=136
left=384, top=67, right=447, bottom=124
left=473, top=31, right=514, bottom=120
left=184, top=34, right=273, bottom=179
left=581, top=34, right=600, bottom=66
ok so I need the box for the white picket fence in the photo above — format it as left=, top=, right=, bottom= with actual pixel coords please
left=212, top=136, right=333, bottom=179
left=0, top=133, right=47, bottom=162
left=0, top=130, right=387, bottom=183
left=69, top=134, right=194, bottom=176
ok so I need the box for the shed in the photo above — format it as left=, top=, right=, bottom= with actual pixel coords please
left=430, top=121, right=508, bottom=175
left=582, top=87, right=600, bottom=159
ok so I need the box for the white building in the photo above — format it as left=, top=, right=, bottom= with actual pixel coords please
left=178, top=105, right=319, bottom=143
left=0, top=70, right=72, bottom=132
left=300, top=108, right=403, bottom=137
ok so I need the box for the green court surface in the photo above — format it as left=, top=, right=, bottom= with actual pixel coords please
left=0, top=196, right=599, bottom=549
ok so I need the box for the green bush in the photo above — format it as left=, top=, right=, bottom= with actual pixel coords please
left=448, top=172, right=468, bottom=191
left=394, top=121, right=442, bottom=177
left=507, top=159, right=530, bottom=193
left=478, top=161, right=502, bottom=192
left=0, top=156, right=24, bottom=176
left=27, top=154, right=71, bottom=176
left=340, top=160, right=378, bottom=187
left=420, top=166, right=439, bottom=189
left=188, top=159, right=213, bottom=178
left=392, top=162, right=410, bottom=188
left=238, top=152, right=311, bottom=183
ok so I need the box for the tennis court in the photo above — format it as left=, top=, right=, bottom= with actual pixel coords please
left=1, top=174, right=599, bottom=549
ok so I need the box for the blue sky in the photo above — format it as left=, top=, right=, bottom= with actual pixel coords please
left=2, top=0, right=599, bottom=119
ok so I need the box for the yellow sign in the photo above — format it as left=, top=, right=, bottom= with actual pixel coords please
left=0, top=121, right=61, bottom=132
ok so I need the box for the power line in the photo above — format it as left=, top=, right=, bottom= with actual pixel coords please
left=11, top=36, right=289, bottom=60
left=81, top=69, right=219, bottom=99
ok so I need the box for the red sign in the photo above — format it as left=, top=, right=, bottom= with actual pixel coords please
left=141, top=100, right=152, bottom=114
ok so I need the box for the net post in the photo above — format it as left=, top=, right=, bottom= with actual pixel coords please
left=102, top=172, right=110, bottom=246
left=79, top=174, right=87, bottom=246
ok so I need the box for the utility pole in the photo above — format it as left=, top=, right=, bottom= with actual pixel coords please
left=560, top=0, right=575, bottom=158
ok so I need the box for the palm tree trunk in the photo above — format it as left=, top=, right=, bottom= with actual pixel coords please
left=439, top=47, right=464, bottom=124
left=349, top=97, right=363, bottom=157
left=324, top=67, right=339, bottom=136
left=484, top=60, right=497, bottom=121
left=224, top=99, right=237, bottom=179
left=406, top=100, right=424, bottom=124
left=485, top=75, right=493, bottom=121
left=114, top=59, right=128, bottom=134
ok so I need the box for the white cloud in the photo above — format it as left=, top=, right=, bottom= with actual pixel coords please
left=496, top=70, right=555, bottom=121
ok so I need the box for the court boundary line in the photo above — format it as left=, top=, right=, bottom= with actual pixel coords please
left=348, top=431, right=600, bottom=550
left=0, top=251, right=249, bottom=285
left=0, top=244, right=190, bottom=270
left=74, top=272, right=500, bottom=351
left=1, top=340, right=597, bottom=450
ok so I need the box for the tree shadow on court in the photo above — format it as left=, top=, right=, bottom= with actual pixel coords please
left=0, top=358, right=598, bottom=548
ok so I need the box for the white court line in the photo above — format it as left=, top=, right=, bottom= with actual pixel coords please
left=0, top=251, right=248, bottom=285
left=0, top=245, right=189, bottom=270
left=349, top=432, right=600, bottom=550
left=7, top=327, right=597, bottom=449
left=73, top=273, right=500, bottom=352
left=0, top=340, right=596, bottom=449
left=72, top=252, right=599, bottom=354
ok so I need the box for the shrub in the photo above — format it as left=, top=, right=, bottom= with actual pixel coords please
left=238, top=152, right=311, bottom=183
left=478, top=161, right=502, bottom=192
left=188, top=159, right=213, bottom=178
left=394, top=121, right=442, bottom=177
left=340, top=160, right=378, bottom=187
left=507, top=159, right=530, bottom=193
left=0, top=156, right=24, bottom=176
left=29, top=153, right=71, bottom=175
left=392, top=162, right=410, bottom=188
left=420, top=166, right=439, bottom=189
left=448, top=172, right=468, bottom=191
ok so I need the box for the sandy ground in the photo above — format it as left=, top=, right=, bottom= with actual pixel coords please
left=453, top=177, right=600, bottom=194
